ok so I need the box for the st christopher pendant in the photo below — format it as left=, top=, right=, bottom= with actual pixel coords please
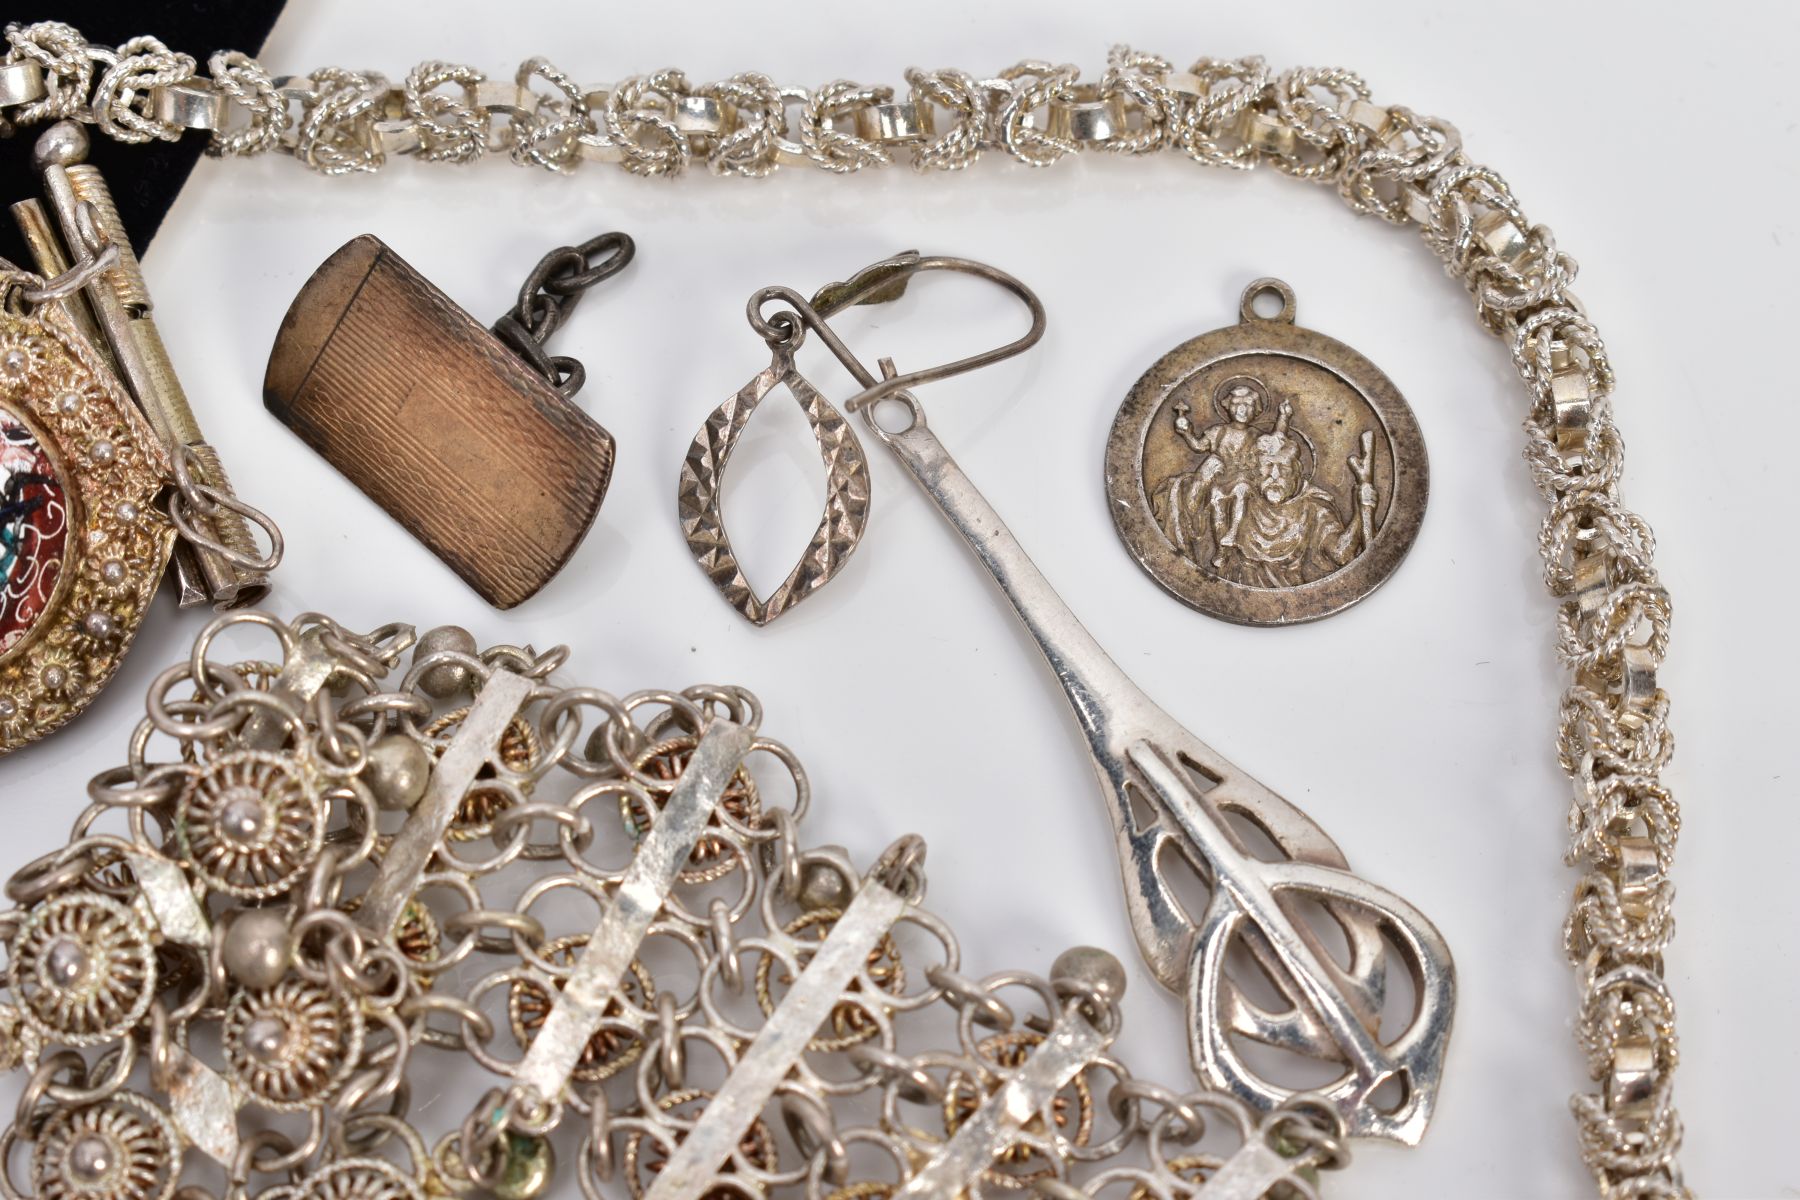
left=1105, top=279, right=1427, bottom=625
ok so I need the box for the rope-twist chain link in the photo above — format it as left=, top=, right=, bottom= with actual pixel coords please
left=0, top=23, right=1689, bottom=1199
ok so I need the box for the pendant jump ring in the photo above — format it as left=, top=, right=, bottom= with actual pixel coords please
left=747, top=285, right=812, bottom=347
left=1240, top=276, right=1297, bottom=324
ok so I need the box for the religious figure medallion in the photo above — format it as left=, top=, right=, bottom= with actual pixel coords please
left=1105, top=278, right=1428, bottom=625
left=0, top=296, right=175, bottom=752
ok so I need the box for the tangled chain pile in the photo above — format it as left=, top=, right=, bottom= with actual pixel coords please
left=0, top=22, right=1686, bottom=1197
left=0, top=611, right=1347, bottom=1200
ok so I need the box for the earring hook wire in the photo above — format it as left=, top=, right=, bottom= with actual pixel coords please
left=744, top=250, right=1046, bottom=413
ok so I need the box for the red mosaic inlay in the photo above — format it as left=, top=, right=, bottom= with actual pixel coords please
left=0, top=405, right=68, bottom=654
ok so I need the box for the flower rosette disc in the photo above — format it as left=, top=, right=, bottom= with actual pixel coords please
left=8, top=891, right=155, bottom=1047
left=221, top=976, right=366, bottom=1111
left=175, top=750, right=325, bottom=899
left=32, top=1092, right=180, bottom=1200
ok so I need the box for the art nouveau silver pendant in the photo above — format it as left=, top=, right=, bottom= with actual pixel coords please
left=1105, top=278, right=1428, bottom=625
left=761, top=252, right=1455, bottom=1142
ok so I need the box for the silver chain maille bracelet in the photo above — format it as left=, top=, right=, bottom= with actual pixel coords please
left=0, top=20, right=1685, bottom=1200
left=2, top=610, right=1353, bottom=1200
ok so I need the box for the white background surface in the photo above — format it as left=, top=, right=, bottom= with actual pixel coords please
left=2, top=1, right=1796, bottom=1196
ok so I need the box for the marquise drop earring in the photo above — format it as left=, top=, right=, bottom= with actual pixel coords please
left=677, top=252, right=1043, bottom=625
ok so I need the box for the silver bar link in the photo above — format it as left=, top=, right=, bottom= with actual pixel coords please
left=238, top=627, right=357, bottom=751
left=127, top=850, right=210, bottom=948
left=644, top=880, right=909, bottom=1199
left=162, top=1046, right=240, bottom=1165
left=130, top=841, right=239, bottom=1165
left=1197, top=1136, right=1313, bottom=1200
left=896, top=1008, right=1110, bottom=1197
left=514, top=719, right=755, bottom=1103
left=359, top=667, right=536, bottom=935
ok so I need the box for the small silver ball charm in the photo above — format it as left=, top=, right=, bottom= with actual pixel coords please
left=797, top=854, right=855, bottom=912
left=364, top=735, right=431, bottom=811
left=223, top=908, right=292, bottom=990
left=416, top=626, right=478, bottom=699
left=1050, top=945, right=1127, bottom=1005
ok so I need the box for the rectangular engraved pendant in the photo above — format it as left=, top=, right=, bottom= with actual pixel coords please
left=515, top=719, right=754, bottom=1103
left=263, top=235, right=617, bottom=609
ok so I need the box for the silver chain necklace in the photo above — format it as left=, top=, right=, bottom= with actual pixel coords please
left=0, top=21, right=1686, bottom=1200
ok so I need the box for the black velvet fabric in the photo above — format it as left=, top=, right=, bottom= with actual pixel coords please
left=0, top=2, right=287, bottom=265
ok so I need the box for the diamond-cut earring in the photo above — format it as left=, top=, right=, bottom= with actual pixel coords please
left=677, top=252, right=1043, bottom=626
left=678, top=346, right=871, bottom=626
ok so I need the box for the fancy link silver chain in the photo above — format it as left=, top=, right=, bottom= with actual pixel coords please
left=0, top=21, right=1686, bottom=1199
